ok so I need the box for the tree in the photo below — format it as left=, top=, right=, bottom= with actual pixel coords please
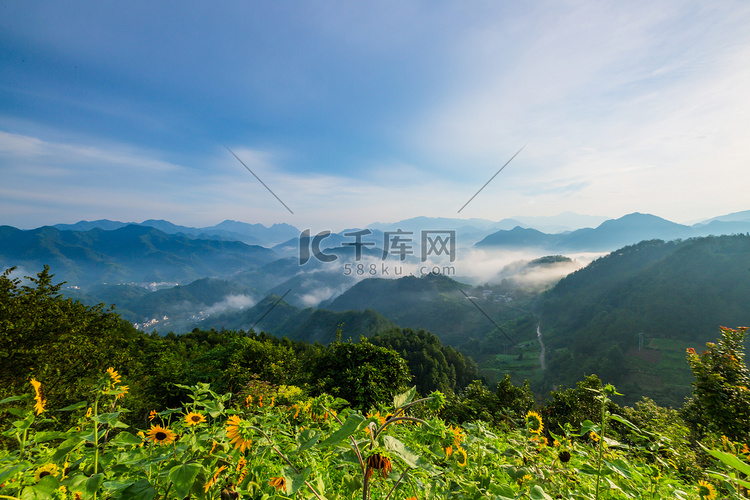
left=313, top=338, right=411, bottom=410
left=0, top=266, right=137, bottom=410
left=683, top=326, right=750, bottom=442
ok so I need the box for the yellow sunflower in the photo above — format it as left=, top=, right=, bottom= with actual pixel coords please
left=146, top=424, right=177, bottom=445
left=106, top=367, right=122, bottom=386
left=184, top=411, right=206, bottom=426
left=367, top=411, right=387, bottom=426
left=525, top=411, right=544, bottom=435
left=149, top=409, right=158, bottom=421
left=30, top=378, right=46, bottom=415
left=449, top=424, right=464, bottom=447
left=204, top=465, right=227, bottom=492
left=444, top=445, right=453, bottom=457
left=226, top=415, right=253, bottom=452
left=589, top=431, right=600, bottom=443
left=698, top=480, right=717, bottom=500
left=115, top=385, right=128, bottom=401
left=269, top=476, right=286, bottom=492
left=34, top=463, right=59, bottom=482
left=455, top=447, right=468, bottom=467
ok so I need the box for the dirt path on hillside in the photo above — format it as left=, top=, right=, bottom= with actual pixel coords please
left=537, top=324, right=546, bottom=371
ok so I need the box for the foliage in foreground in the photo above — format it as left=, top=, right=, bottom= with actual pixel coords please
left=1, top=373, right=746, bottom=500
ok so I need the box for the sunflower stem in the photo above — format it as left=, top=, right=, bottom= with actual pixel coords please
left=594, top=395, right=607, bottom=500
left=93, top=396, right=99, bottom=500
left=249, top=425, right=324, bottom=500
left=383, top=466, right=410, bottom=500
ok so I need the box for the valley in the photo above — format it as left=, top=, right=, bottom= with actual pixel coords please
left=2, top=210, right=750, bottom=407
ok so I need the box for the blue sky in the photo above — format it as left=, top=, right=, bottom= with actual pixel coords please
left=2, top=1, right=750, bottom=231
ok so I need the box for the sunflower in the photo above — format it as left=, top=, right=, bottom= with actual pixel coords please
left=73, top=492, right=83, bottom=500
left=149, top=410, right=158, bottom=421
left=184, top=411, right=206, bottom=426
left=589, top=431, right=600, bottom=443
left=525, top=411, right=543, bottom=435
left=204, top=465, right=227, bottom=492
left=365, top=453, right=392, bottom=480
left=106, top=367, right=122, bottom=386
left=367, top=411, right=387, bottom=426
left=444, top=445, right=453, bottom=457
left=226, top=415, right=253, bottom=452
left=448, top=424, right=464, bottom=447
left=698, top=480, right=717, bottom=499
left=269, top=476, right=286, bottom=492
left=115, top=385, right=128, bottom=401
left=146, top=424, right=177, bottom=445
left=34, top=463, right=59, bottom=482
left=30, top=378, right=46, bottom=415
left=455, top=447, right=468, bottom=467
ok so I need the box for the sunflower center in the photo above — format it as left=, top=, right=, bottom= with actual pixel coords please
left=155, top=431, right=167, bottom=440
left=39, top=471, right=50, bottom=478
left=191, top=416, right=200, bottom=422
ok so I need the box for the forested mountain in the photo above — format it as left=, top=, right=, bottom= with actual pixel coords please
left=476, top=212, right=750, bottom=251
left=539, top=235, right=750, bottom=406
left=198, top=293, right=397, bottom=344
left=53, top=219, right=300, bottom=246
left=327, top=272, right=536, bottom=351
left=0, top=225, right=278, bottom=286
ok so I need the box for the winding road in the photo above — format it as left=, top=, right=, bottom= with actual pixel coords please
left=537, top=324, right=546, bottom=371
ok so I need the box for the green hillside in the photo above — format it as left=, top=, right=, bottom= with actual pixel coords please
left=0, top=225, right=278, bottom=287
left=539, top=235, right=750, bottom=406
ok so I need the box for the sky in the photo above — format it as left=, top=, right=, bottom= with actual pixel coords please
left=2, top=1, right=750, bottom=232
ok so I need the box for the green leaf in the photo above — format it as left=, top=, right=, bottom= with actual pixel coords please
left=34, top=431, right=67, bottom=443
left=169, top=463, right=203, bottom=499
left=608, top=414, right=647, bottom=436
left=296, top=428, right=322, bottom=453
left=21, top=475, right=59, bottom=500
left=701, top=443, right=750, bottom=476
left=383, top=435, right=419, bottom=468
left=393, top=386, right=416, bottom=409
left=579, top=420, right=599, bottom=436
left=286, top=466, right=311, bottom=494
left=317, top=413, right=365, bottom=447
left=707, top=471, right=750, bottom=490
left=110, top=431, right=142, bottom=447
left=52, top=436, right=85, bottom=461
left=529, top=485, right=553, bottom=500
left=120, top=478, right=156, bottom=500
left=604, top=459, right=633, bottom=479
left=57, top=401, right=88, bottom=412
left=85, top=474, right=105, bottom=497
left=0, top=462, right=29, bottom=483
left=0, top=395, right=28, bottom=405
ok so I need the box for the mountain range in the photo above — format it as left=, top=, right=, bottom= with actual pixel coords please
left=4, top=210, right=750, bottom=408
left=476, top=212, right=750, bottom=251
